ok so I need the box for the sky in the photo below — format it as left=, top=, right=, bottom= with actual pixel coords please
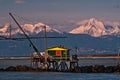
left=0, top=0, right=120, bottom=31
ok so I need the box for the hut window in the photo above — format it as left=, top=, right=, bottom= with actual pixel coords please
left=56, top=50, right=61, bottom=56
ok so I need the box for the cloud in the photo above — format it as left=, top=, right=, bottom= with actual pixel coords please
left=15, top=0, right=26, bottom=4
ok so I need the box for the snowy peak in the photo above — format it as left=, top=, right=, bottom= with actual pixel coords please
left=0, top=23, right=10, bottom=33
left=22, top=22, right=62, bottom=34
left=0, top=22, right=62, bottom=36
left=87, top=18, right=98, bottom=25
left=70, top=18, right=120, bottom=37
left=22, top=22, right=45, bottom=34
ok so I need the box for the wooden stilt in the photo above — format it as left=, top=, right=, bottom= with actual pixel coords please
left=58, top=61, right=68, bottom=71
left=48, top=61, right=58, bottom=70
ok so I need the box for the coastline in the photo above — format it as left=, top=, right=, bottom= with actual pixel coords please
left=0, top=64, right=120, bottom=73
left=78, top=54, right=120, bottom=58
left=0, top=55, right=120, bottom=60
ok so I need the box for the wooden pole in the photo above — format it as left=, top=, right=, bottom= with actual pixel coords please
left=43, top=26, right=48, bottom=64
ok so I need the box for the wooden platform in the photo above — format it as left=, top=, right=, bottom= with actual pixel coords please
left=31, top=56, right=79, bottom=71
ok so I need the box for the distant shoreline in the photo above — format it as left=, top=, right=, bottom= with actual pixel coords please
left=78, top=56, right=120, bottom=59
left=0, top=55, right=120, bottom=60
left=0, top=56, right=30, bottom=60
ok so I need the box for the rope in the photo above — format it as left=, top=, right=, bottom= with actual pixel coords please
left=12, top=13, right=35, bottom=24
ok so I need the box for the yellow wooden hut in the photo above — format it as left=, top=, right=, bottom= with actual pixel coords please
left=47, top=46, right=70, bottom=61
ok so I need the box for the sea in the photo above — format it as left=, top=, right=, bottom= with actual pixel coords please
left=0, top=72, right=120, bottom=80
left=0, top=58, right=120, bottom=80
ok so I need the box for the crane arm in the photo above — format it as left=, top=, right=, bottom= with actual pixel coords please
left=9, top=13, right=41, bottom=57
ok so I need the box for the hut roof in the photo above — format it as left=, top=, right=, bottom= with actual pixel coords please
left=47, top=46, right=69, bottom=51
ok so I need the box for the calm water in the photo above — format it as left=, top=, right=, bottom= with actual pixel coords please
left=0, top=72, right=120, bottom=80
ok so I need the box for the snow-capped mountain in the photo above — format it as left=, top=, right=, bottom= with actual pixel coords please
left=69, top=18, right=120, bottom=37
left=0, top=23, right=11, bottom=36
left=1, top=18, right=120, bottom=37
left=0, top=22, right=62, bottom=36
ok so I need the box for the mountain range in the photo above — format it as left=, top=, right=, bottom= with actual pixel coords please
left=0, top=18, right=120, bottom=56
left=70, top=18, right=120, bottom=37
left=1, top=18, right=120, bottom=37
left=0, top=22, right=62, bottom=37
